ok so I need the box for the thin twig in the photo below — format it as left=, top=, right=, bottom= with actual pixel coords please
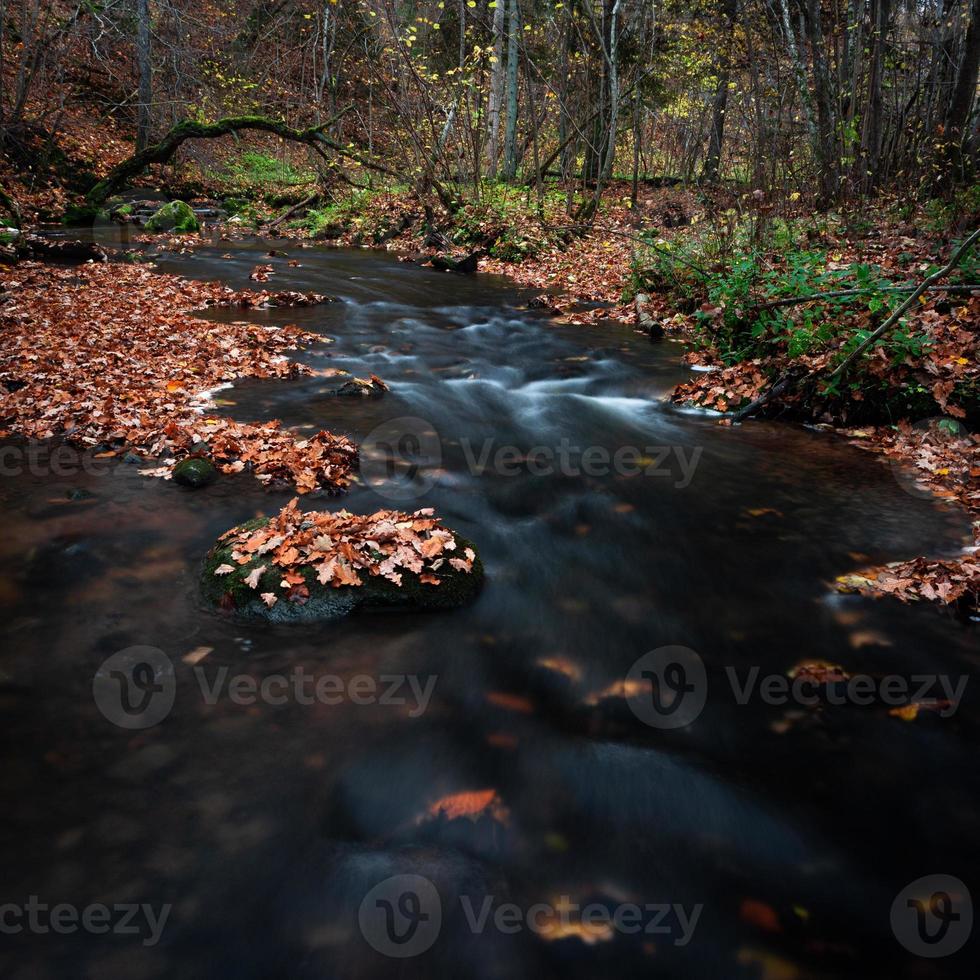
left=826, top=229, right=979, bottom=382
left=756, top=283, right=980, bottom=310
left=733, top=229, right=979, bottom=422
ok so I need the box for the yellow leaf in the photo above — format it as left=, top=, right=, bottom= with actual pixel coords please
left=889, top=704, right=920, bottom=721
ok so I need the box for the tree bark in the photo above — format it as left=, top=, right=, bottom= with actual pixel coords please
left=502, top=0, right=520, bottom=180
left=702, top=0, right=738, bottom=183
left=804, top=0, right=837, bottom=201
left=942, top=0, right=980, bottom=180
left=861, top=0, right=892, bottom=190
left=136, top=0, right=153, bottom=153
left=486, top=0, right=506, bottom=177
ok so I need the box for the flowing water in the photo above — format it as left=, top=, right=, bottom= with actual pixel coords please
left=1, top=239, right=978, bottom=978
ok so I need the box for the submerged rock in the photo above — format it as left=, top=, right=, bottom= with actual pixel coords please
left=429, top=250, right=480, bottom=274
left=332, top=375, right=389, bottom=397
left=144, top=200, right=200, bottom=234
left=201, top=509, right=483, bottom=623
left=173, top=456, right=217, bottom=488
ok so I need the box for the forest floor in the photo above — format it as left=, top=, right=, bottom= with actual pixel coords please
left=1, top=143, right=978, bottom=615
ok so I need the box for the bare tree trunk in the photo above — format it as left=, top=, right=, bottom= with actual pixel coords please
left=502, top=0, right=520, bottom=181
left=779, top=0, right=821, bottom=166
left=804, top=0, right=838, bottom=201
left=861, top=0, right=891, bottom=190
left=136, top=0, right=153, bottom=152
left=315, top=0, right=336, bottom=119
left=942, top=0, right=980, bottom=181
left=598, top=0, right=622, bottom=182
left=486, top=0, right=506, bottom=177
left=702, top=0, right=738, bottom=183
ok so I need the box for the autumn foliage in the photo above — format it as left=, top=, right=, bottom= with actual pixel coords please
left=0, top=260, right=357, bottom=493
left=212, top=498, right=478, bottom=610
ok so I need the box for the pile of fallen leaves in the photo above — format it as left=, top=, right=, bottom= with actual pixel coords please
left=835, top=419, right=980, bottom=612
left=212, top=498, right=477, bottom=608
left=671, top=358, right=774, bottom=414
left=0, top=260, right=357, bottom=492
left=837, top=554, right=980, bottom=609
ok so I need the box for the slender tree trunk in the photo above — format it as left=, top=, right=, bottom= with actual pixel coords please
left=315, top=1, right=336, bottom=119
left=804, top=0, right=837, bottom=201
left=136, top=0, right=153, bottom=153
left=861, top=0, right=891, bottom=190
left=942, top=0, right=980, bottom=179
left=502, top=0, right=520, bottom=181
left=779, top=0, right=821, bottom=165
left=599, top=0, right=622, bottom=182
left=486, top=0, right=506, bottom=177
left=702, top=0, right=737, bottom=183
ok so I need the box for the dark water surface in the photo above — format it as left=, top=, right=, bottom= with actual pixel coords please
left=2, top=239, right=978, bottom=978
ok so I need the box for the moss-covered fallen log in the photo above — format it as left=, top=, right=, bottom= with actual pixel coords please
left=84, top=108, right=396, bottom=206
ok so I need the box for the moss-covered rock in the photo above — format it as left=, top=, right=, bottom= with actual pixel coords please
left=201, top=517, right=484, bottom=623
left=144, top=200, right=200, bottom=234
left=173, top=456, right=217, bottom=488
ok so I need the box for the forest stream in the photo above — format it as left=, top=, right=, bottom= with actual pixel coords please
left=1, top=238, right=978, bottom=979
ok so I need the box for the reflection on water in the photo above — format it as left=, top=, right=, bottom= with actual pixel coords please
left=1, top=239, right=978, bottom=978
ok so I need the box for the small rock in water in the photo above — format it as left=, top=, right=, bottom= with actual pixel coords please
left=173, top=456, right=218, bottom=488
left=333, top=376, right=388, bottom=397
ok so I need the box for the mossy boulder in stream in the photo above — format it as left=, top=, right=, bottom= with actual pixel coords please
left=144, top=200, right=200, bottom=234
left=202, top=507, right=483, bottom=623
left=173, top=456, right=217, bottom=488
